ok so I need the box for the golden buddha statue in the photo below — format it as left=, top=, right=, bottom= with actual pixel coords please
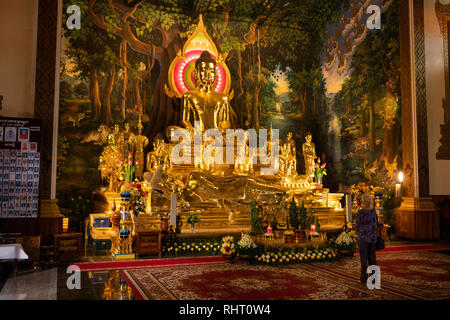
left=279, top=132, right=297, bottom=177
left=133, top=117, right=149, bottom=179
left=302, top=132, right=316, bottom=182
left=233, top=132, right=254, bottom=175
left=99, top=124, right=125, bottom=192
left=146, top=139, right=164, bottom=172
left=121, top=122, right=136, bottom=157
left=108, top=124, right=125, bottom=158
left=181, top=51, right=233, bottom=132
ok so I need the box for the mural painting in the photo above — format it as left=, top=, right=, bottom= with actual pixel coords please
left=58, top=0, right=401, bottom=230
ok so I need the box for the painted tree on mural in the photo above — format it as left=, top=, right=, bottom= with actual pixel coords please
left=334, top=1, right=400, bottom=186
left=73, top=0, right=346, bottom=140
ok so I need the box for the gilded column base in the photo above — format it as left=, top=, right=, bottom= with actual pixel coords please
left=396, top=197, right=439, bottom=240
left=39, top=199, right=66, bottom=245
left=40, top=199, right=64, bottom=218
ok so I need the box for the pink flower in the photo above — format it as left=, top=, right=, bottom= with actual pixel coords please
left=317, top=157, right=321, bottom=163
left=118, top=160, right=123, bottom=164
left=321, top=163, right=326, bottom=168
left=128, top=160, right=132, bottom=165
left=136, top=160, right=141, bottom=165
left=129, top=152, right=132, bottom=157
left=315, top=163, right=319, bottom=168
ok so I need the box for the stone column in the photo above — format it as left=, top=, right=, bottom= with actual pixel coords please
left=396, top=0, right=439, bottom=239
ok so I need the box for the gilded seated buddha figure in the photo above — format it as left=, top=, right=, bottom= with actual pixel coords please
left=181, top=50, right=233, bottom=132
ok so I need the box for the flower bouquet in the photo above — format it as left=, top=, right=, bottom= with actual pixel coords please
left=119, top=152, right=141, bottom=193
left=333, top=230, right=356, bottom=256
left=350, top=182, right=373, bottom=209
left=186, top=213, right=200, bottom=232
left=220, top=236, right=236, bottom=263
left=313, top=157, right=327, bottom=188
left=236, top=234, right=257, bottom=260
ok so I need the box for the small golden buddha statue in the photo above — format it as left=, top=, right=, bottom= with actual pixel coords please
left=233, top=132, right=254, bottom=175
left=302, top=132, right=316, bottom=182
left=108, top=124, right=125, bottom=160
left=145, top=138, right=168, bottom=172
left=181, top=51, right=233, bottom=132
left=121, top=122, right=136, bottom=157
left=99, top=124, right=125, bottom=192
left=279, top=132, right=297, bottom=177
left=133, top=117, right=149, bottom=179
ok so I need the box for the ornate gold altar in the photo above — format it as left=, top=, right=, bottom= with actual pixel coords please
left=98, top=16, right=345, bottom=235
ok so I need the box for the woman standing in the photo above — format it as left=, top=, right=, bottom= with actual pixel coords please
left=356, top=193, right=378, bottom=285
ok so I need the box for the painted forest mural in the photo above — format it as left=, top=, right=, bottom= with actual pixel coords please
left=58, top=0, right=401, bottom=230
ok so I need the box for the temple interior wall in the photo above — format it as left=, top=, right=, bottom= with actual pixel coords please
left=0, top=0, right=38, bottom=118
left=424, top=0, right=450, bottom=195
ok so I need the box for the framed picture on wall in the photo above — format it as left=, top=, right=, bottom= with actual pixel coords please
left=4, top=127, right=17, bottom=142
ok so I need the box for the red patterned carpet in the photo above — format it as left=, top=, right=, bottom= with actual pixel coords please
left=307, top=249, right=450, bottom=300
left=120, top=246, right=450, bottom=300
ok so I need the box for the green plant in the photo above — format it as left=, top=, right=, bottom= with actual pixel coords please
left=270, top=211, right=278, bottom=231
left=288, top=197, right=301, bottom=230
left=186, top=213, right=200, bottom=225
left=299, top=201, right=308, bottom=230
left=250, top=199, right=263, bottom=234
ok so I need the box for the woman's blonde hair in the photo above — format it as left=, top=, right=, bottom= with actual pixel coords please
left=361, top=193, right=373, bottom=209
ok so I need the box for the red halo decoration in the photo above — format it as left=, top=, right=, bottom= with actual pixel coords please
left=166, top=15, right=231, bottom=98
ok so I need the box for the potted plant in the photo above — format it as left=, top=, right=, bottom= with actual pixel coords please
left=250, top=199, right=263, bottom=235
left=220, top=236, right=236, bottom=263
left=288, top=197, right=301, bottom=231
left=313, top=157, right=327, bottom=188
left=186, top=213, right=200, bottom=232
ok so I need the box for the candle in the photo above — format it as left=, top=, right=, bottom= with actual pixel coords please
left=311, top=224, right=316, bottom=233
left=395, top=184, right=401, bottom=198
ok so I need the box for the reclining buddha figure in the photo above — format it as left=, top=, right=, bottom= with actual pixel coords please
left=181, top=50, right=233, bottom=132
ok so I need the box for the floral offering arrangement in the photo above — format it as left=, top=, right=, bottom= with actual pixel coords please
left=161, top=240, right=222, bottom=256
left=284, top=230, right=295, bottom=237
left=254, top=247, right=338, bottom=265
left=333, top=230, right=357, bottom=253
left=350, top=182, right=373, bottom=208
left=237, top=234, right=257, bottom=257
left=120, top=152, right=141, bottom=184
left=220, top=236, right=236, bottom=256
left=129, top=183, right=147, bottom=217
left=237, top=234, right=257, bottom=249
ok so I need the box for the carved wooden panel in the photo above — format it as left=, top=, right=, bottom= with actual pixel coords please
left=399, top=0, right=415, bottom=197
left=33, top=0, right=58, bottom=200
left=414, top=0, right=430, bottom=197
left=435, top=1, right=450, bottom=159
